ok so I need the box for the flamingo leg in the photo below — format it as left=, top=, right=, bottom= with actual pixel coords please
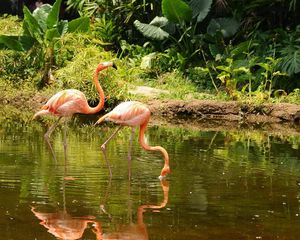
left=101, top=125, right=123, bottom=151
left=63, top=119, right=68, bottom=156
left=127, top=127, right=135, bottom=180
left=44, top=117, right=62, bottom=162
left=101, top=147, right=112, bottom=178
left=45, top=138, right=57, bottom=162
left=44, top=117, right=62, bottom=140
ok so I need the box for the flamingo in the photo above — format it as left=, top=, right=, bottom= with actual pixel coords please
left=33, top=61, right=117, bottom=141
left=95, top=101, right=170, bottom=179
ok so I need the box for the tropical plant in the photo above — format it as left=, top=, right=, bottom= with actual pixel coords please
left=92, top=15, right=120, bottom=51
left=275, top=26, right=300, bottom=76
left=0, top=0, right=90, bottom=86
left=134, top=0, right=240, bottom=70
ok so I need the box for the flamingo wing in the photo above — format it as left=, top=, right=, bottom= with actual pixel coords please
left=41, top=90, right=88, bottom=117
left=105, top=101, right=151, bottom=126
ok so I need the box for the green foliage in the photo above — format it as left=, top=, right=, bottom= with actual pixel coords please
left=207, top=18, right=240, bottom=38
left=53, top=46, right=129, bottom=106
left=0, top=0, right=90, bottom=86
left=93, top=15, right=120, bottom=50
left=134, top=17, right=169, bottom=41
left=133, top=0, right=208, bottom=71
left=276, top=26, right=300, bottom=75
left=66, top=0, right=161, bottom=45
left=189, top=0, right=212, bottom=22
left=162, top=0, right=192, bottom=23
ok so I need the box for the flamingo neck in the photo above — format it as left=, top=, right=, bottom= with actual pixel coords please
left=85, top=67, right=105, bottom=114
left=137, top=180, right=169, bottom=225
left=139, top=122, right=170, bottom=176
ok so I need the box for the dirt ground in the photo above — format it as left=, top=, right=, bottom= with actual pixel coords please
left=147, top=99, right=300, bottom=123
left=146, top=99, right=300, bottom=135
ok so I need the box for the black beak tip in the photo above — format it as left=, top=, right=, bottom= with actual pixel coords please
left=112, top=63, right=117, bottom=70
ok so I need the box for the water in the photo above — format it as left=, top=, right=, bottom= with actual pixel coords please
left=1, top=114, right=300, bottom=239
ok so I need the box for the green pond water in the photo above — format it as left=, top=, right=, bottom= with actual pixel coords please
left=1, top=113, right=300, bottom=239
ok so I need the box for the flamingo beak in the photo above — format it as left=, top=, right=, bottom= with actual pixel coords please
left=94, top=116, right=105, bottom=126
left=112, top=62, right=117, bottom=70
left=94, top=119, right=101, bottom=126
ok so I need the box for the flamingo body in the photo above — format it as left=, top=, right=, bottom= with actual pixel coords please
left=98, top=101, right=151, bottom=126
left=33, top=61, right=116, bottom=139
left=96, top=101, right=170, bottom=179
left=33, top=89, right=91, bottom=118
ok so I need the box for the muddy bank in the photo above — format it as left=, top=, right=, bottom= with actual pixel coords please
left=147, top=99, right=300, bottom=124
left=146, top=99, right=300, bottom=135
left=1, top=93, right=300, bottom=134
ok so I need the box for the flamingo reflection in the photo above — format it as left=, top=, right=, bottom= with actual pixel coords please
left=31, top=207, right=102, bottom=240
left=31, top=180, right=169, bottom=240
left=102, top=180, right=169, bottom=240
left=31, top=141, right=104, bottom=240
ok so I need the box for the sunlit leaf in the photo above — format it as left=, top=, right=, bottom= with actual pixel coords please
left=68, top=17, right=90, bottom=33
left=33, top=4, right=52, bottom=32
left=149, top=16, right=169, bottom=27
left=134, top=20, right=169, bottom=41
left=47, top=0, right=62, bottom=28
left=23, top=6, right=43, bottom=43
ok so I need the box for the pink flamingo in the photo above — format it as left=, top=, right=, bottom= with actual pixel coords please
left=33, top=61, right=117, bottom=141
left=95, top=101, right=170, bottom=179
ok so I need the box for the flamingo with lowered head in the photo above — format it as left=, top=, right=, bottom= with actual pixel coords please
left=95, top=101, right=170, bottom=179
left=33, top=61, right=117, bottom=140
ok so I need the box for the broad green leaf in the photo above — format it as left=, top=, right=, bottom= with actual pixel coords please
left=0, top=35, right=24, bottom=51
left=33, top=4, right=52, bottom=32
left=140, top=52, right=157, bottom=69
left=47, top=0, right=62, bottom=28
left=257, top=63, right=270, bottom=72
left=18, top=35, right=36, bottom=50
left=209, top=43, right=224, bottom=58
left=280, top=47, right=300, bottom=75
left=45, top=29, right=60, bottom=42
left=149, top=16, right=169, bottom=27
left=217, top=72, right=230, bottom=83
left=162, top=0, right=192, bottom=23
left=216, top=65, right=231, bottom=73
left=189, top=0, right=212, bottom=22
left=207, top=18, right=240, bottom=38
left=57, top=20, right=69, bottom=36
left=0, top=35, right=35, bottom=51
left=23, top=6, right=43, bottom=44
left=67, top=17, right=90, bottom=33
left=134, top=20, right=169, bottom=41
left=233, top=67, right=250, bottom=74
left=230, top=41, right=251, bottom=56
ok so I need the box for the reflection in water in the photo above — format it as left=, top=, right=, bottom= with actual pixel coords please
left=102, top=180, right=169, bottom=240
left=31, top=207, right=102, bottom=240
left=31, top=179, right=169, bottom=240
left=2, top=115, right=300, bottom=239
left=31, top=142, right=102, bottom=239
left=31, top=140, right=169, bottom=240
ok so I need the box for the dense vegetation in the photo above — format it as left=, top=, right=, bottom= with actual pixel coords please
left=1, top=0, right=300, bottom=105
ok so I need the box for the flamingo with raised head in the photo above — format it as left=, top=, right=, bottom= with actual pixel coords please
left=33, top=61, right=117, bottom=141
left=95, top=101, right=170, bottom=179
